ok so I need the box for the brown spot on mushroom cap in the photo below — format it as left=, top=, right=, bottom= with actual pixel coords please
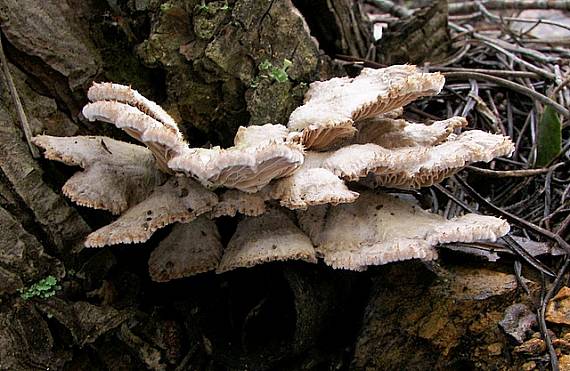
left=87, top=82, right=180, bottom=136
left=323, top=130, right=515, bottom=188
left=84, top=177, right=217, bottom=247
left=216, top=208, right=317, bottom=273
left=82, top=101, right=186, bottom=173
left=211, top=189, right=269, bottom=218
left=148, top=217, right=223, bottom=282
left=168, top=142, right=304, bottom=193
left=288, top=65, right=445, bottom=150
left=355, top=116, right=468, bottom=148
left=297, top=190, right=509, bottom=270
left=32, top=135, right=165, bottom=215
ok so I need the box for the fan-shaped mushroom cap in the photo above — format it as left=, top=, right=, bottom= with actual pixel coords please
left=288, top=65, right=445, bottom=150
left=87, top=82, right=180, bottom=136
left=84, top=177, right=217, bottom=247
left=298, top=191, right=510, bottom=270
left=233, top=124, right=290, bottom=147
left=168, top=142, right=304, bottom=193
left=271, top=168, right=359, bottom=209
left=32, top=135, right=165, bottom=215
left=211, top=189, right=269, bottom=218
left=148, top=217, right=223, bottom=282
left=216, top=208, right=317, bottom=273
left=82, top=101, right=186, bottom=173
left=355, top=116, right=467, bottom=148
left=323, top=130, right=514, bottom=188
left=270, top=152, right=359, bottom=209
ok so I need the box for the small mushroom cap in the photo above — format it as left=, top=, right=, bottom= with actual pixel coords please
left=271, top=168, right=359, bottom=210
left=288, top=65, right=445, bottom=150
left=168, top=142, right=304, bottom=193
left=355, top=116, right=467, bottom=148
left=323, top=130, right=515, bottom=188
left=84, top=177, right=217, bottom=247
left=216, top=208, right=317, bottom=273
left=87, top=82, right=180, bottom=136
left=270, top=152, right=359, bottom=210
left=233, top=124, right=290, bottom=147
left=298, top=190, right=510, bottom=270
left=82, top=101, right=186, bottom=173
left=32, top=135, right=164, bottom=214
left=211, top=189, right=269, bottom=218
left=148, top=217, right=223, bottom=282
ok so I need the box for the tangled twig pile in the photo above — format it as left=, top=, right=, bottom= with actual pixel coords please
left=33, top=65, right=515, bottom=282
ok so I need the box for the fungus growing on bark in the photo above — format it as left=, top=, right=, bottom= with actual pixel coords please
left=31, top=135, right=165, bottom=215
left=83, top=83, right=187, bottom=175
left=233, top=123, right=290, bottom=147
left=298, top=191, right=510, bottom=270
left=83, top=84, right=305, bottom=192
left=269, top=152, right=359, bottom=209
left=168, top=140, right=304, bottom=193
left=167, top=123, right=304, bottom=193
left=87, top=82, right=181, bottom=135
left=288, top=65, right=445, bottom=150
left=211, top=189, right=268, bottom=218
left=31, top=65, right=517, bottom=280
left=323, top=129, right=514, bottom=188
left=354, top=116, right=467, bottom=147
left=148, top=217, right=223, bottom=282
left=84, top=177, right=217, bottom=247
left=216, top=208, right=317, bottom=273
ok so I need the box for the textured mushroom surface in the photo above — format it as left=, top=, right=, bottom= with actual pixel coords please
left=148, top=217, right=223, bottom=282
left=168, top=142, right=304, bottom=193
left=85, top=177, right=217, bottom=247
left=233, top=123, right=290, bottom=147
left=298, top=191, right=510, bottom=270
left=355, top=116, right=467, bottom=148
left=87, top=82, right=180, bottom=135
left=288, top=65, right=445, bottom=150
left=32, top=135, right=165, bottom=214
left=211, top=189, right=268, bottom=218
left=82, top=101, right=186, bottom=173
left=217, top=208, right=317, bottom=273
left=29, top=65, right=518, bottom=279
left=270, top=152, right=359, bottom=209
left=323, top=130, right=514, bottom=188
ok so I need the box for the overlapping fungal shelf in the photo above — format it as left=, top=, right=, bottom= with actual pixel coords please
left=33, top=65, right=515, bottom=281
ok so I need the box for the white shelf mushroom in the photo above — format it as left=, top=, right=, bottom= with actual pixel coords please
left=30, top=64, right=517, bottom=281
left=298, top=191, right=510, bottom=271
left=84, top=177, right=217, bottom=247
left=217, top=208, right=317, bottom=273
left=148, top=217, right=223, bottom=282
left=32, top=135, right=165, bottom=215
left=288, top=65, right=445, bottom=150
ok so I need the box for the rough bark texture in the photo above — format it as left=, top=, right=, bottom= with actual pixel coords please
left=351, top=263, right=538, bottom=370
left=375, top=0, right=452, bottom=65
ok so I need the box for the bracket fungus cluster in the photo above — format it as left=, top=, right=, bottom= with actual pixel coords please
left=33, top=65, right=515, bottom=281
